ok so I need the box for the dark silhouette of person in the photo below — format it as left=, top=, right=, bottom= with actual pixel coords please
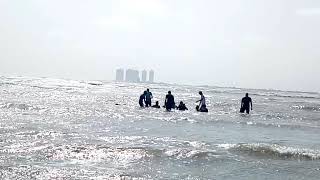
left=177, top=101, right=188, bottom=111
left=196, top=105, right=208, bottom=112
left=196, top=91, right=208, bottom=112
left=151, top=101, right=161, bottom=108
left=241, top=93, right=253, bottom=114
left=139, top=91, right=147, bottom=107
left=165, top=91, right=175, bottom=111
left=145, top=89, right=153, bottom=107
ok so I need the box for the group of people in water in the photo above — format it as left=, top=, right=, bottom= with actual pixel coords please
left=139, top=89, right=253, bottom=114
left=139, top=89, right=207, bottom=112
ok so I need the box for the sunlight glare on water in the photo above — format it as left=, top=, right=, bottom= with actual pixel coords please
left=0, top=76, right=320, bottom=179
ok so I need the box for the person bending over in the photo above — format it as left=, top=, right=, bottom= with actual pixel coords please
left=196, top=91, right=208, bottom=112
left=139, top=91, right=147, bottom=107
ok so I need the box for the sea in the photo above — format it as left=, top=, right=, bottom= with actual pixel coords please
left=0, top=76, right=320, bottom=180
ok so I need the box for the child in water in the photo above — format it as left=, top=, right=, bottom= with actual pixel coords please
left=152, top=101, right=161, bottom=108
left=177, top=101, right=188, bottom=111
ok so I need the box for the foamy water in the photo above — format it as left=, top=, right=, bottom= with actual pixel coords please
left=0, top=76, right=320, bottom=179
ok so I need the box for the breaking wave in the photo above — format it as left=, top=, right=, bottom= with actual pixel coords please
left=45, top=144, right=218, bottom=163
left=0, top=102, right=44, bottom=111
left=218, top=143, right=320, bottom=160
left=292, top=105, right=320, bottom=112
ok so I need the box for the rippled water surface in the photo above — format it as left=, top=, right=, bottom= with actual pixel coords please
left=1, top=76, right=320, bottom=179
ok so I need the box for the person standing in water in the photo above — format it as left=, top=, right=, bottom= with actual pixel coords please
left=139, top=91, right=147, bottom=107
left=145, top=89, right=153, bottom=107
left=196, top=91, right=208, bottom=112
left=240, top=93, right=253, bottom=114
left=165, top=91, right=175, bottom=111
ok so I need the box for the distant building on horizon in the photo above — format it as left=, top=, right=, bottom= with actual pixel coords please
left=115, top=68, right=155, bottom=83
left=125, top=69, right=140, bottom=83
left=149, top=70, right=154, bottom=83
left=115, top=69, right=124, bottom=81
left=141, top=70, right=147, bottom=83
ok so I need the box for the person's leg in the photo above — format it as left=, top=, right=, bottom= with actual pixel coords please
left=245, top=107, right=250, bottom=114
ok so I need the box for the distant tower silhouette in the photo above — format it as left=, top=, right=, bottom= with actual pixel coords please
left=115, top=69, right=124, bottom=81
left=141, top=70, right=147, bottom=83
left=149, top=70, right=154, bottom=83
left=126, top=69, right=140, bottom=83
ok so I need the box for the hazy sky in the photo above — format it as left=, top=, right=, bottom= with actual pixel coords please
left=1, top=0, right=320, bottom=92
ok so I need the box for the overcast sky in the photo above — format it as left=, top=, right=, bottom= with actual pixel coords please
left=1, top=0, right=320, bottom=92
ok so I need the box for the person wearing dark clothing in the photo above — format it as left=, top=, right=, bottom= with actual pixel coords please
left=165, top=91, right=175, bottom=111
left=139, top=91, right=147, bottom=107
left=196, top=105, right=208, bottom=112
left=177, top=101, right=188, bottom=111
left=240, top=93, right=253, bottom=114
left=145, top=89, right=153, bottom=107
left=152, top=101, right=161, bottom=108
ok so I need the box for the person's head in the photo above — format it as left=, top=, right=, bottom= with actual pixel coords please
left=246, top=93, right=249, bottom=97
left=180, top=101, right=183, bottom=105
left=155, top=101, right=159, bottom=105
left=147, top=89, right=150, bottom=92
left=144, top=91, right=147, bottom=95
left=199, top=91, right=203, bottom=95
left=168, top=91, right=171, bottom=94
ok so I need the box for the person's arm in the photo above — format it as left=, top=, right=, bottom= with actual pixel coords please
left=250, top=99, right=253, bottom=110
left=196, top=96, right=203, bottom=103
left=241, top=99, right=244, bottom=108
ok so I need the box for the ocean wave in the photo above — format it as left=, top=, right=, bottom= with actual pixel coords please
left=218, top=143, right=320, bottom=160
left=237, top=120, right=320, bottom=130
left=1, top=76, right=86, bottom=91
left=292, top=105, right=320, bottom=112
left=164, top=148, right=218, bottom=159
left=250, top=93, right=319, bottom=99
left=39, top=142, right=218, bottom=164
left=45, top=145, right=152, bottom=166
left=204, top=87, right=320, bottom=100
left=0, top=102, right=44, bottom=111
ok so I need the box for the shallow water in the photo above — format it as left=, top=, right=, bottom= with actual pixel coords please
left=0, top=76, right=320, bottom=179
